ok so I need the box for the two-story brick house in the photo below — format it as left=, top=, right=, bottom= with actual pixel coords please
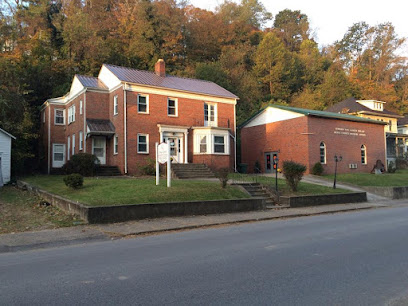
left=326, top=97, right=405, bottom=165
left=40, top=60, right=238, bottom=174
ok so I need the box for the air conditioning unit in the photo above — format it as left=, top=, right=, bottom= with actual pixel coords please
left=349, top=163, right=358, bottom=169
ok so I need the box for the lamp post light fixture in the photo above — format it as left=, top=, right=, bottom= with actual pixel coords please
left=333, top=154, right=343, bottom=189
left=274, top=156, right=279, bottom=192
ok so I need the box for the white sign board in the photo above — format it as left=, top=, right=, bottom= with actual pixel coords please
left=158, top=143, right=169, bottom=164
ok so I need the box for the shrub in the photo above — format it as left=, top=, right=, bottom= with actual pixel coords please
left=388, top=161, right=397, bottom=173
left=282, top=160, right=307, bottom=192
left=63, top=173, right=84, bottom=189
left=139, top=158, right=156, bottom=176
left=396, top=158, right=408, bottom=170
left=62, top=153, right=99, bottom=176
left=311, top=162, right=324, bottom=176
left=215, top=168, right=230, bottom=188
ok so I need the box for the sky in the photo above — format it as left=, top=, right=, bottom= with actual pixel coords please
left=189, top=0, right=408, bottom=53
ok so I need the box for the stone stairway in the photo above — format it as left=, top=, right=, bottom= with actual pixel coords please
left=171, top=163, right=216, bottom=179
left=236, top=183, right=291, bottom=208
left=95, top=166, right=122, bottom=176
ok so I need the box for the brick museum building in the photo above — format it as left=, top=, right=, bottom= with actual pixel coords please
left=240, top=105, right=387, bottom=174
left=40, top=59, right=238, bottom=174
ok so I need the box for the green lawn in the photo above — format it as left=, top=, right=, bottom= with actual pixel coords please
left=325, top=169, right=408, bottom=187
left=22, top=176, right=249, bottom=206
left=229, top=174, right=348, bottom=196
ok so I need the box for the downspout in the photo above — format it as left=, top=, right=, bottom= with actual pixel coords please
left=234, top=101, right=237, bottom=172
left=124, top=83, right=128, bottom=174
left=83, top=93, right=87, bottom=153
left=47, top=104, right=51, bottom=174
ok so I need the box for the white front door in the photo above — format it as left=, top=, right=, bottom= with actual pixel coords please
left=52, top=144, right=66, bottom=168
left=93, top=137, right=106, bottom=165
left=164, top=137, right=183, bottom=163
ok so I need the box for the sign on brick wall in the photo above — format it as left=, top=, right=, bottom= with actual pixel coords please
left=334, top=127, right=366, bottom=137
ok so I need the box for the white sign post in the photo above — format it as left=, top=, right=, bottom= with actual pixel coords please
left=156, top=142, right=171, bottom=187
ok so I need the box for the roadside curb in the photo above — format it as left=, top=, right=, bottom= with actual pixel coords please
left=100, top=205, right=380, bottom=238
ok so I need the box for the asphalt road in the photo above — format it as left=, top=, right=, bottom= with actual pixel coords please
left=2, top=206, right=408, bottom=305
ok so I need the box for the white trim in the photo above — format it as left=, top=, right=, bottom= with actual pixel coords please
left=67, top=136, right=71, bottom=160
left=124, top=85, right=128, bottom=173
left=52, top=143, right=65, bottom=168
left=48, top=107, right=51, bottom=173
left=83, top=93, right=87, bottom=153
left=114, top=95, right=118, bottom=115
left=204, top=102, right=217, bottom=127
left=137, top=94, right=149, bottom=114
left=0, top=128, right=16, bottom=140
left=234, top=101, right=237, bottom=171
left=124, top=83, right=237, bottom=105
left=72, top=134, right=75, bottom=155
left=320, top=142, right=326, bottom=164
left=167, top=97, right=178, bottom=117
left=137, top=133, right=149, bottom=154
left=193, top=128, right=230, bottom=155
left=79, top=131, right=83, bottom=151
left=54, top=108, right=65, bottom=125
left=114, top=135, right=118, bottom=155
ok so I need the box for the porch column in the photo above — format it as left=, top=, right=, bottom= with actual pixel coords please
left=184, top=131, right=188, bottom=164
left=160, top=132, right=164, bottom=143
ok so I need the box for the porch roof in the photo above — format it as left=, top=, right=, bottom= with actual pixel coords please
left=86, top=119, right=115, bottom=136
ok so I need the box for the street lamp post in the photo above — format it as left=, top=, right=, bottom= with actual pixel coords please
left=333, top=154, right=342, bottom=189
left=274, top=156, right=279, bottom=192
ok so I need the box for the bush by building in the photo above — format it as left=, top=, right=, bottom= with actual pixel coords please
left=282, top=161, right=307, bottom=192
left=62, top=153, right=99, bottom=176
left=311, top=162, right=324, bottom=176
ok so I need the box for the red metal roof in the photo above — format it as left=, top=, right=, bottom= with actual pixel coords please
left=103, top=64, right=238, bottom=99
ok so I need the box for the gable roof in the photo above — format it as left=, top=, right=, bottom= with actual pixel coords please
left=326, top=97, right=402, bottom=118
left=76, top=75, right=108, bottom=90
left=103, top=64, right=238, bottom=99
left=240, top=104, right=387, bottom=128
left=0, top=127, right=16, bottom=139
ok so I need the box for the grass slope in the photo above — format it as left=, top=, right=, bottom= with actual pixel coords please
left=326, top=170, right=408, bottom=187
left=23, top=176, right=249, bottom=206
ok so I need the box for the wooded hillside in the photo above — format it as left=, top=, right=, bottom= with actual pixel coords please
left=1, top=0, right=407, bottom=174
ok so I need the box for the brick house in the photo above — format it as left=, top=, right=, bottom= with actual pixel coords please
left=326, top=97, right=407, bottom=165
left=240, top=104, right=387, bottom=175
left=40, top=59, right=238, bottom=174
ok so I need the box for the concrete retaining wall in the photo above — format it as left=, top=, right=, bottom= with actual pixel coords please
left=280, top=192, right=367, bottom=208
left=361, top=186, right=408, bottom=199
left=18, top=181, right=265, bottom=224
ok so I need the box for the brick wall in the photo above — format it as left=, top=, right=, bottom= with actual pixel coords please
left=241, top=115, right=386, bottom=174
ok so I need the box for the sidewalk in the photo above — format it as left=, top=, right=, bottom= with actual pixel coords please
left=0, top=200, right=393, bottom=254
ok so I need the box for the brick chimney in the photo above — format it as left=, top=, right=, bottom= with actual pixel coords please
left=155, top=59, right=166, bottom=77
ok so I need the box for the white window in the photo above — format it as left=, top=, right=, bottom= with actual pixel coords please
left=204, top=103, right=217, bottom=127
left=72, top=134, right=75, bottom=155
left=320, top=142, right=326, bottom=164
left=200, top=135, right=207, bottom=153
left=68, top=105, right=76, bottom=124
left=361, top=145, right=367, bottom=164
left=80, top=100, right=83, bottom=115
left=54, top=109, right=65, bottom=125
left=137, top=134, right=149, bottom=154
left=214, top=135, right=225, bottom=153
left=114, top=95, right=118, bottom=115
left=43, top=110, right=46, bottom=123
left=168, top=98, right=178, bottom=116
left=67, top=136, right=71, bottom=160
left=79, top=131, right=83, bottom=151
left=137, top=94, right=149, bottom=114
left=194, top=130, right=229, bottom=155
left=52, top=144, right=65, bottom=168
left=114, top=135, right=118, bottom=155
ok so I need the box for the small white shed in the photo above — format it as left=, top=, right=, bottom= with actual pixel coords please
left=0, top=128, right=16, bottom=186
